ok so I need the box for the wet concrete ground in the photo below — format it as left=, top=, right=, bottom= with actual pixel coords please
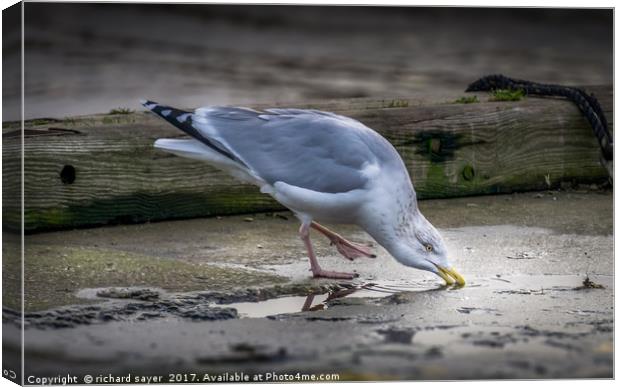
left=2, top=189, right=613, bottom=380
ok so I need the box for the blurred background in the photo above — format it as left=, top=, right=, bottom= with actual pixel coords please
left=4, top=3, right=613, bottom=120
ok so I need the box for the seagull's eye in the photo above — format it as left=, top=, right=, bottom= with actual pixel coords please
left=425, top=244, right=433, bottom=252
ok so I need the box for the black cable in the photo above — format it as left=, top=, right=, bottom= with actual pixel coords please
left=466, top=74, right=613, bottom=161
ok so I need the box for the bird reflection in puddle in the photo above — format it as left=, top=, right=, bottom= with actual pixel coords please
left=301, top=281, right=448, bottom=311
left=230, top=281, right=461, bottom=318
left=301, top=286, right=359, bottom=312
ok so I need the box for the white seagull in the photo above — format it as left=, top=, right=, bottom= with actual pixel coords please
left=142, top=100, right=465, bottom=286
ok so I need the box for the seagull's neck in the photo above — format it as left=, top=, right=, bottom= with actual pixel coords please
left=358, top=179, right=421, bottom=254
left=365, top=208, right=422, bottom=251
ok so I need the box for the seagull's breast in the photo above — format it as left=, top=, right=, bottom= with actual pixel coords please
left=354, top=156, right=418, bottom=239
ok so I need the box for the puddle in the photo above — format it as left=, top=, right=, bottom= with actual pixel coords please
left=226, top=274, right=613, bottom=319
left=17, top=273, right=611, bottom=329
left=64, top=281, right=442, bottom=323
left=225, top=280, right=444, bottom=318
left=228, top=295, right=330, bottom=318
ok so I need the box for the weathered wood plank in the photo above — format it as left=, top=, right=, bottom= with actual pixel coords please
left=2, top=86, right=612, bottom=232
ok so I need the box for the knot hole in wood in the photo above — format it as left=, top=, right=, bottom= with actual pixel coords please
left=60, top=165, right=76, bottom=184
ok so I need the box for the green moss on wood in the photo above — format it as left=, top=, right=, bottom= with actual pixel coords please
left=2, top=118, right=62, bottom=130
left=108, top=107, right=134, bottom=115
left=19, top=190, right=285, bottom=232
left=418, top=162, right=450, bottom=198
left=490, top=89, right=525, bottom=102
left=462, top=164, right=475, bottom=181
left=411, top=131, right=463, bottom=163
left=454, top=96, right=480, bottom=104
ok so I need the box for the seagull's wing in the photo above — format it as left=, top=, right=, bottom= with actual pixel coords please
left=146, top=102, right=380, bottom=193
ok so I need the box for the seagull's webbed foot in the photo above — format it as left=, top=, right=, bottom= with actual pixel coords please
left=331, top=239, right=376, bottom=261
left=311, top=268, right=359, bottom=280
left=311, top=222, right=376, bottom=261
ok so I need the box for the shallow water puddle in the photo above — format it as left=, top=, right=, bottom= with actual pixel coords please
left=227, top=294, right=330, bottom=318
left=67, top=274, right=611, bottom=323
left=70, top=281, right=442, bottom=321
left=222, top=274, right=612, bottom=319
left=225, top=280, right=441, bottom=318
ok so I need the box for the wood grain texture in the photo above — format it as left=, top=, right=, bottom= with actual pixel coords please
left=2, top=86, right=612, bottom=232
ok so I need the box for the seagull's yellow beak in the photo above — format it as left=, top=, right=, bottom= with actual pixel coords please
left=436, top=265, right=466, bottom=287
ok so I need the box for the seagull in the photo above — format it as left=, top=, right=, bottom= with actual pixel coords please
left=142, top=100, right=465, bottom=286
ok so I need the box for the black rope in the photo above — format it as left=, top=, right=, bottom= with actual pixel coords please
left=466, top=74, right=613, bottom=161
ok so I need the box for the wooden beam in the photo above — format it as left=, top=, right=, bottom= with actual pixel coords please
left=2, top=86, right=612, bottom=232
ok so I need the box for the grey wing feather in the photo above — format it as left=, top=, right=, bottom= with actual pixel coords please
left=191, top=107, right=381, bottom=193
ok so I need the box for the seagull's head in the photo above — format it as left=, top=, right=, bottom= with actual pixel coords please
left=391, top=212, right=465, bottom=287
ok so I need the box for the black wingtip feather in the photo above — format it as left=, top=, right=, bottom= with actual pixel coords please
left=144, top=100, right=243, bottom=165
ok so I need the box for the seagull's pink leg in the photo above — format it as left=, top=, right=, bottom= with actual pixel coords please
left=299, top=222, right=358, bottom=280
left=311, top=222, right=376, bottom=260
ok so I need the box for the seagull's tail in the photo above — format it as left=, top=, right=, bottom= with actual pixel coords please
left=141, top=99, right=195, bottom=137
left=153, top=138, right=217, bottom=161
left=141, top=99, right=240, bottom=163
